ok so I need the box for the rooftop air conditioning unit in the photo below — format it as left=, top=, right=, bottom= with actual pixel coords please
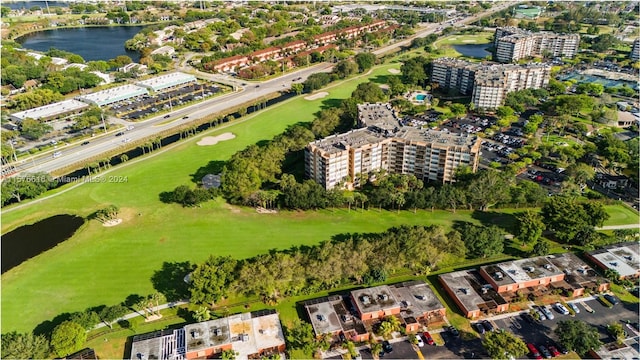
left=362, top=295, right=371, bottom=305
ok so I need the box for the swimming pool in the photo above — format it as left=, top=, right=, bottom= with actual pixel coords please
left=416, top=94, right=427, bottom=101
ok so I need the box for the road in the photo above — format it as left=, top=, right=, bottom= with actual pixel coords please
left=9, top=63, right=332, bottom=176
left=8, top=1, right=519, bottom=177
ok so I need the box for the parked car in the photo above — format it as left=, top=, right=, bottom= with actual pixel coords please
left=521, top=312, right=537, bottom=324
left=539, top=345, right=552, bottom=359
left=554, top=302, right=570, bottom=315
left=568, top=302, right=580, bottom=314
left=422, top=332, right=435, bottom=345
left=540, top=306, right=554, bottom=320
left=548, top=345, right=560, bottom=357
left=527, top=343, right=542, bottom=360
left=416, top=334, right=425, bottom=347
left=382, top=340, right=393, bottom=353
left=604, top=294, right=619, bottom=305
left=555, top=343, right=569, bottom=355
left=474, top=322, right=486, bottom=334
left=482, top=320, right=495, bottom=332
left=449, top=326, right=460, bottom=337
left=535, top=309, right=547, bottom=321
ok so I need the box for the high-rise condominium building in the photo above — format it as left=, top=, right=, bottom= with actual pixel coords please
left=304, top=103, right=481, bottom=189
left=431, top=58, right=550, bottom=109
left=494, top=27, right=580, bottom=63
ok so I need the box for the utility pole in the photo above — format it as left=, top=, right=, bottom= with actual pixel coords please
left=101, top=111, right=107, bottom=133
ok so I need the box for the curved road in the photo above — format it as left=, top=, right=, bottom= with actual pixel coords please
left=8, top=1, right=519, bottom=177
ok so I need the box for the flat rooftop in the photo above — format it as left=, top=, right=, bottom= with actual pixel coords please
left=136, top=72, right=197, bottom=92
left=129, top=329, right=185, bottom=360
left=304, top=296, right=343, bottom=335
left=77, top=84, right=149, bottom=107
left=351, top=285, right=400, bottom=315
left=588, top=241, right=640, bottom=277
left=358, top=102, right=400, bottom=131
left=389, top=280, right=445, bottom=315
left=395, top=128, right=480, bottom=150
left=10, top=99, right=89, bottom=122
left=308, top=128, right=388, bottom=155
left=546, top=253, right=607, bottom=288
left=481, top=256, right=563, bottom=286
left=439, top=270, right=507, bottom=313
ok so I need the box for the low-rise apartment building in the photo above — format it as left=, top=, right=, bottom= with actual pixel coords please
left=130, top=310, right=285, bottom=360
left=305, top=103, right=481, bottom=189
left=586, top=241, right=640, bottom=280
left=440, top=253, right=610, bottom=318
left=494, top=27, right=580, bottom=63
left=304, top=281, right=445, bottom=341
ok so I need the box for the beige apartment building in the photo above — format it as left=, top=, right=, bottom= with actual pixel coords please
left=494, top=27, right=580, bottom=63
left=304, top=104, right=480, bottom=189
left=432, top=58, right=550, bottom=109
left=631, top=38, right=640, bottom=61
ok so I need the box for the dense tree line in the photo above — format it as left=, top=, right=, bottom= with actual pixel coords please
left=1, top=172, right=58, bottom=207
left=220, top=81, right=388, bottom=206
left=189, top=224, right=466, bottom=304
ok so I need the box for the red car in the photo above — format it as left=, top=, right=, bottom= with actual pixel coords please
left=422, top=332, right=435, bottom=346
left=528, top=343, right=542, bottom=360
left=548, top=346, right=560, bottom=357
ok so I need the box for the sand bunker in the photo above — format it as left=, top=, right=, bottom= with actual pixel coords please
left=103, top=219, right=122, bottom=227
left=197, top=133, right=236, bottom=146
left=388, top=68, right=401, bottom=74
left=304, top=91, right=328, bottom=100
left=462, top=39, right=477, bottom=43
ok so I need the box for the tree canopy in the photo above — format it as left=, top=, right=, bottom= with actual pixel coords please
left=482, top=330, right=528, bottom=359
left=50, top=321, right=86, bottom=357
left=555, top=320, right=602, bottom=357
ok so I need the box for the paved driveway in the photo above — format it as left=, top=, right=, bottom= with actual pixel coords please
left=488, top=299, right=639, bottom=347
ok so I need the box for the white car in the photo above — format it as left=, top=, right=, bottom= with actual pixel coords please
left=416, top=334, right=425, bottom=347
left=554, top=302, right=570, bottom=315
left=568, top=302, right=580, bottom=314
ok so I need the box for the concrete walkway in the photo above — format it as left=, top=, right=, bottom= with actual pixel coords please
left=596, top=224, right=640, bottom=230
left=91, top=300, right=189, bottom=331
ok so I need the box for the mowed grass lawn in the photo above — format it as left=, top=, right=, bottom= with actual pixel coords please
left=2, top=62, right=455, bottom=333
left=602, top=204, right=640, bottom=226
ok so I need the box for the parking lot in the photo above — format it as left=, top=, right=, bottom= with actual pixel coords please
left=327, top=298, right=638, bottom=359
left=484, top=298, right=639, bottom=355
left=111, top=83, right=221, bottom=120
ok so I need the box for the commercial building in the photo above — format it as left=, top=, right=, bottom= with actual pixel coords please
left=304, top=281, right=445, bottom=341
left=10, top=99, right=90, bottom=123
left=432, top=58, right=550, bottom=109
left=440, top=254, right=610, bottom=318
left=77, top=84, right=149, bottom=107
left=631, top=38, right=640, bottom=61
left=305, top=103, right=480, bottom=189
left=136, top=72, right=197, bottom=92
left=586, top=241, right=640, bottom=280
left=493, top=27, right=580, bottom=63
left=130, top=310, right=286, bottom=360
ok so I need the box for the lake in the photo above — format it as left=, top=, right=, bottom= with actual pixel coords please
left=452, top=43, right=492, bottom=59
left=4, top=1, right=69, bottom=10
left=17, top=26, right=143, bottom=62
left=1, top=214, right=84, bottom=273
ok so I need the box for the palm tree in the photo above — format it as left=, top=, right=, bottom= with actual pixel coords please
left=153, top=137, right=162, bottom=150
left=370, top=341, right=383, bottom=360
left=120, top=154, right=129, bottom=163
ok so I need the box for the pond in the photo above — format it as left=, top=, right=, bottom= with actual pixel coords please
left=1, top=214, right=84, bottom=273
left=4, top=1, right=69, bottom=10
left=452, top=43, right=492, bottom=59
left=17, top=26, right=143, bottom=62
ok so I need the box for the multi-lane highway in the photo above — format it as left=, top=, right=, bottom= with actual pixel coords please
left=8, top=1, right=519, bottom=177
